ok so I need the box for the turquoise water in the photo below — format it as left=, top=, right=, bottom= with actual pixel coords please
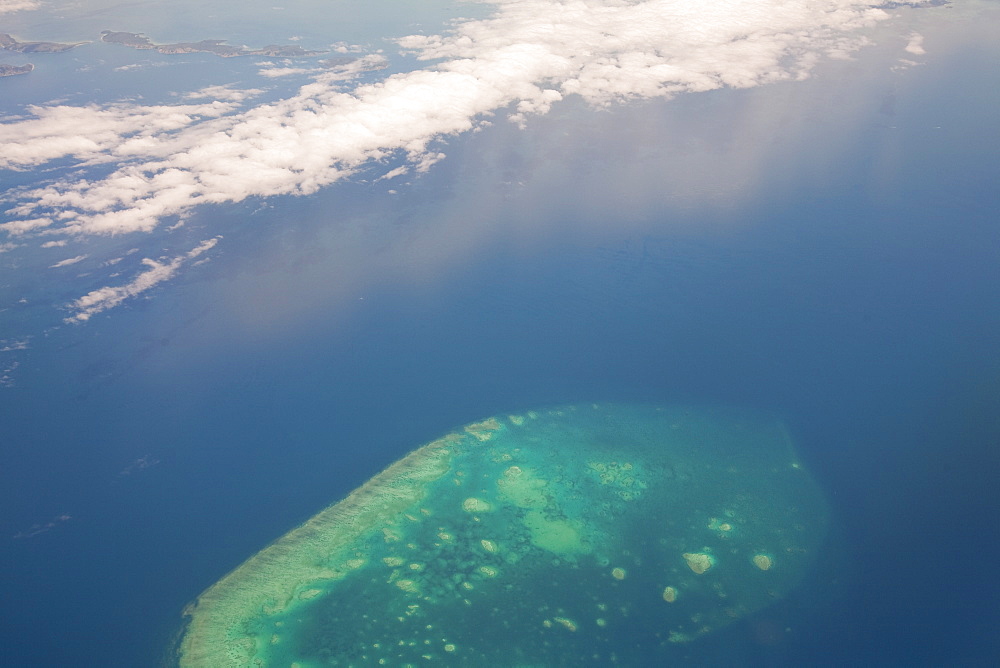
left=179, top=405, right=829, bottom=666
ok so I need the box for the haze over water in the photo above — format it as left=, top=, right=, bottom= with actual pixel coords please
left=2, top=1, right=998, bottom=665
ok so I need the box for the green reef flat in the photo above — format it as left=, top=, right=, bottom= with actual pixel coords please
left=177, top=404, right=828, bottom=666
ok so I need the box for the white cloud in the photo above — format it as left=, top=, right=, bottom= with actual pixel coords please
left=319, top=54, right=389, bottom=81
left=0, top=0, right=40, bottom=15
left=65, top=237, right=220, bottom=322
left=50, top=254, right=88, bottom=268
left=0, top=361, right=19, bottom=387
left=2, top=0, right=933, bottom=239
left=904, top=32, right=926, bottom=55
left=0, top=217, right=52, bottom=235
left=41, top=239, right=67, bottom=247
left=0, top=338, right=29, bottom=352
left=183, top=84, right=266, bottom=103
left=258, top=66, right=318, bottom=78
left=378, top=165, right=410, bottom=181
left=258, top=54, right=388, bottom=80
left=0, top=101, right=238, bottom=170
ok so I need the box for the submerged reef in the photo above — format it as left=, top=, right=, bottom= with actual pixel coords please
left=177, top=404, right=828, bottom=666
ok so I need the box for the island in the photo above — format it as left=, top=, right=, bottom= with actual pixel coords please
left=319, top=56, right=359, bottom=69
left=0, top=63, right=34, bottom=77
left=100, top=31, right=326, bottom=58
left=0, top=33, right=86, bottom=53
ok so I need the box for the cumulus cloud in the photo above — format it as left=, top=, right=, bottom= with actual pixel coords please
left=65, top=237, right=219, bottom=322
left=0, top=0, right=40, bottom=15
left=0, top=101, right=238, bottom=170
left=905, top=32, right=926, bottom=55
left=0, top=217, right=52, bottom=235
left=2, top=0, right=931, bottom=239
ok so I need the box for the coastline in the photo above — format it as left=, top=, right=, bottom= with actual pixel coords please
left=100, top=30, right=326, bottom=58
left=0, top=62, right=34, bottom=77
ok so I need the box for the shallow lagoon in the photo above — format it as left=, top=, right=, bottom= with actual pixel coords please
left=179, top=405, right=828, bottom=666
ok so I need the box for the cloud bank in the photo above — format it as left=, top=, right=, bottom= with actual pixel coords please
left=1, top=0, right=930, bottom=241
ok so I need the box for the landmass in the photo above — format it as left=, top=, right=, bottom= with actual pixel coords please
left=319, top=56, right=358, bottom=69
left=0, top=33, right=86, bottom=53
left=100, top=31, right=326, bottom=58
left=0, top=63, right=34, bottom=77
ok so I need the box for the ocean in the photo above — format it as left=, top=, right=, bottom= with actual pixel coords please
left=2, top=6, right=999, bottom=666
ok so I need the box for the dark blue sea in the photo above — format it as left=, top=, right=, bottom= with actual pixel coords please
left=2, top=23, right=999, bottom=668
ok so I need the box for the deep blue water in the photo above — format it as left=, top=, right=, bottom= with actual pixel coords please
left=2, top=25, right=1000, bottom=668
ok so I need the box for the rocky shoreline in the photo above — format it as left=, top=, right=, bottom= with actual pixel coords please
left=0, top=62, right=35, bottom=77
left=1, top=30, right=325, bottom=78
left=0, top=32, right=86, bottom=53
left=100, top=30, right=326, bottom=58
